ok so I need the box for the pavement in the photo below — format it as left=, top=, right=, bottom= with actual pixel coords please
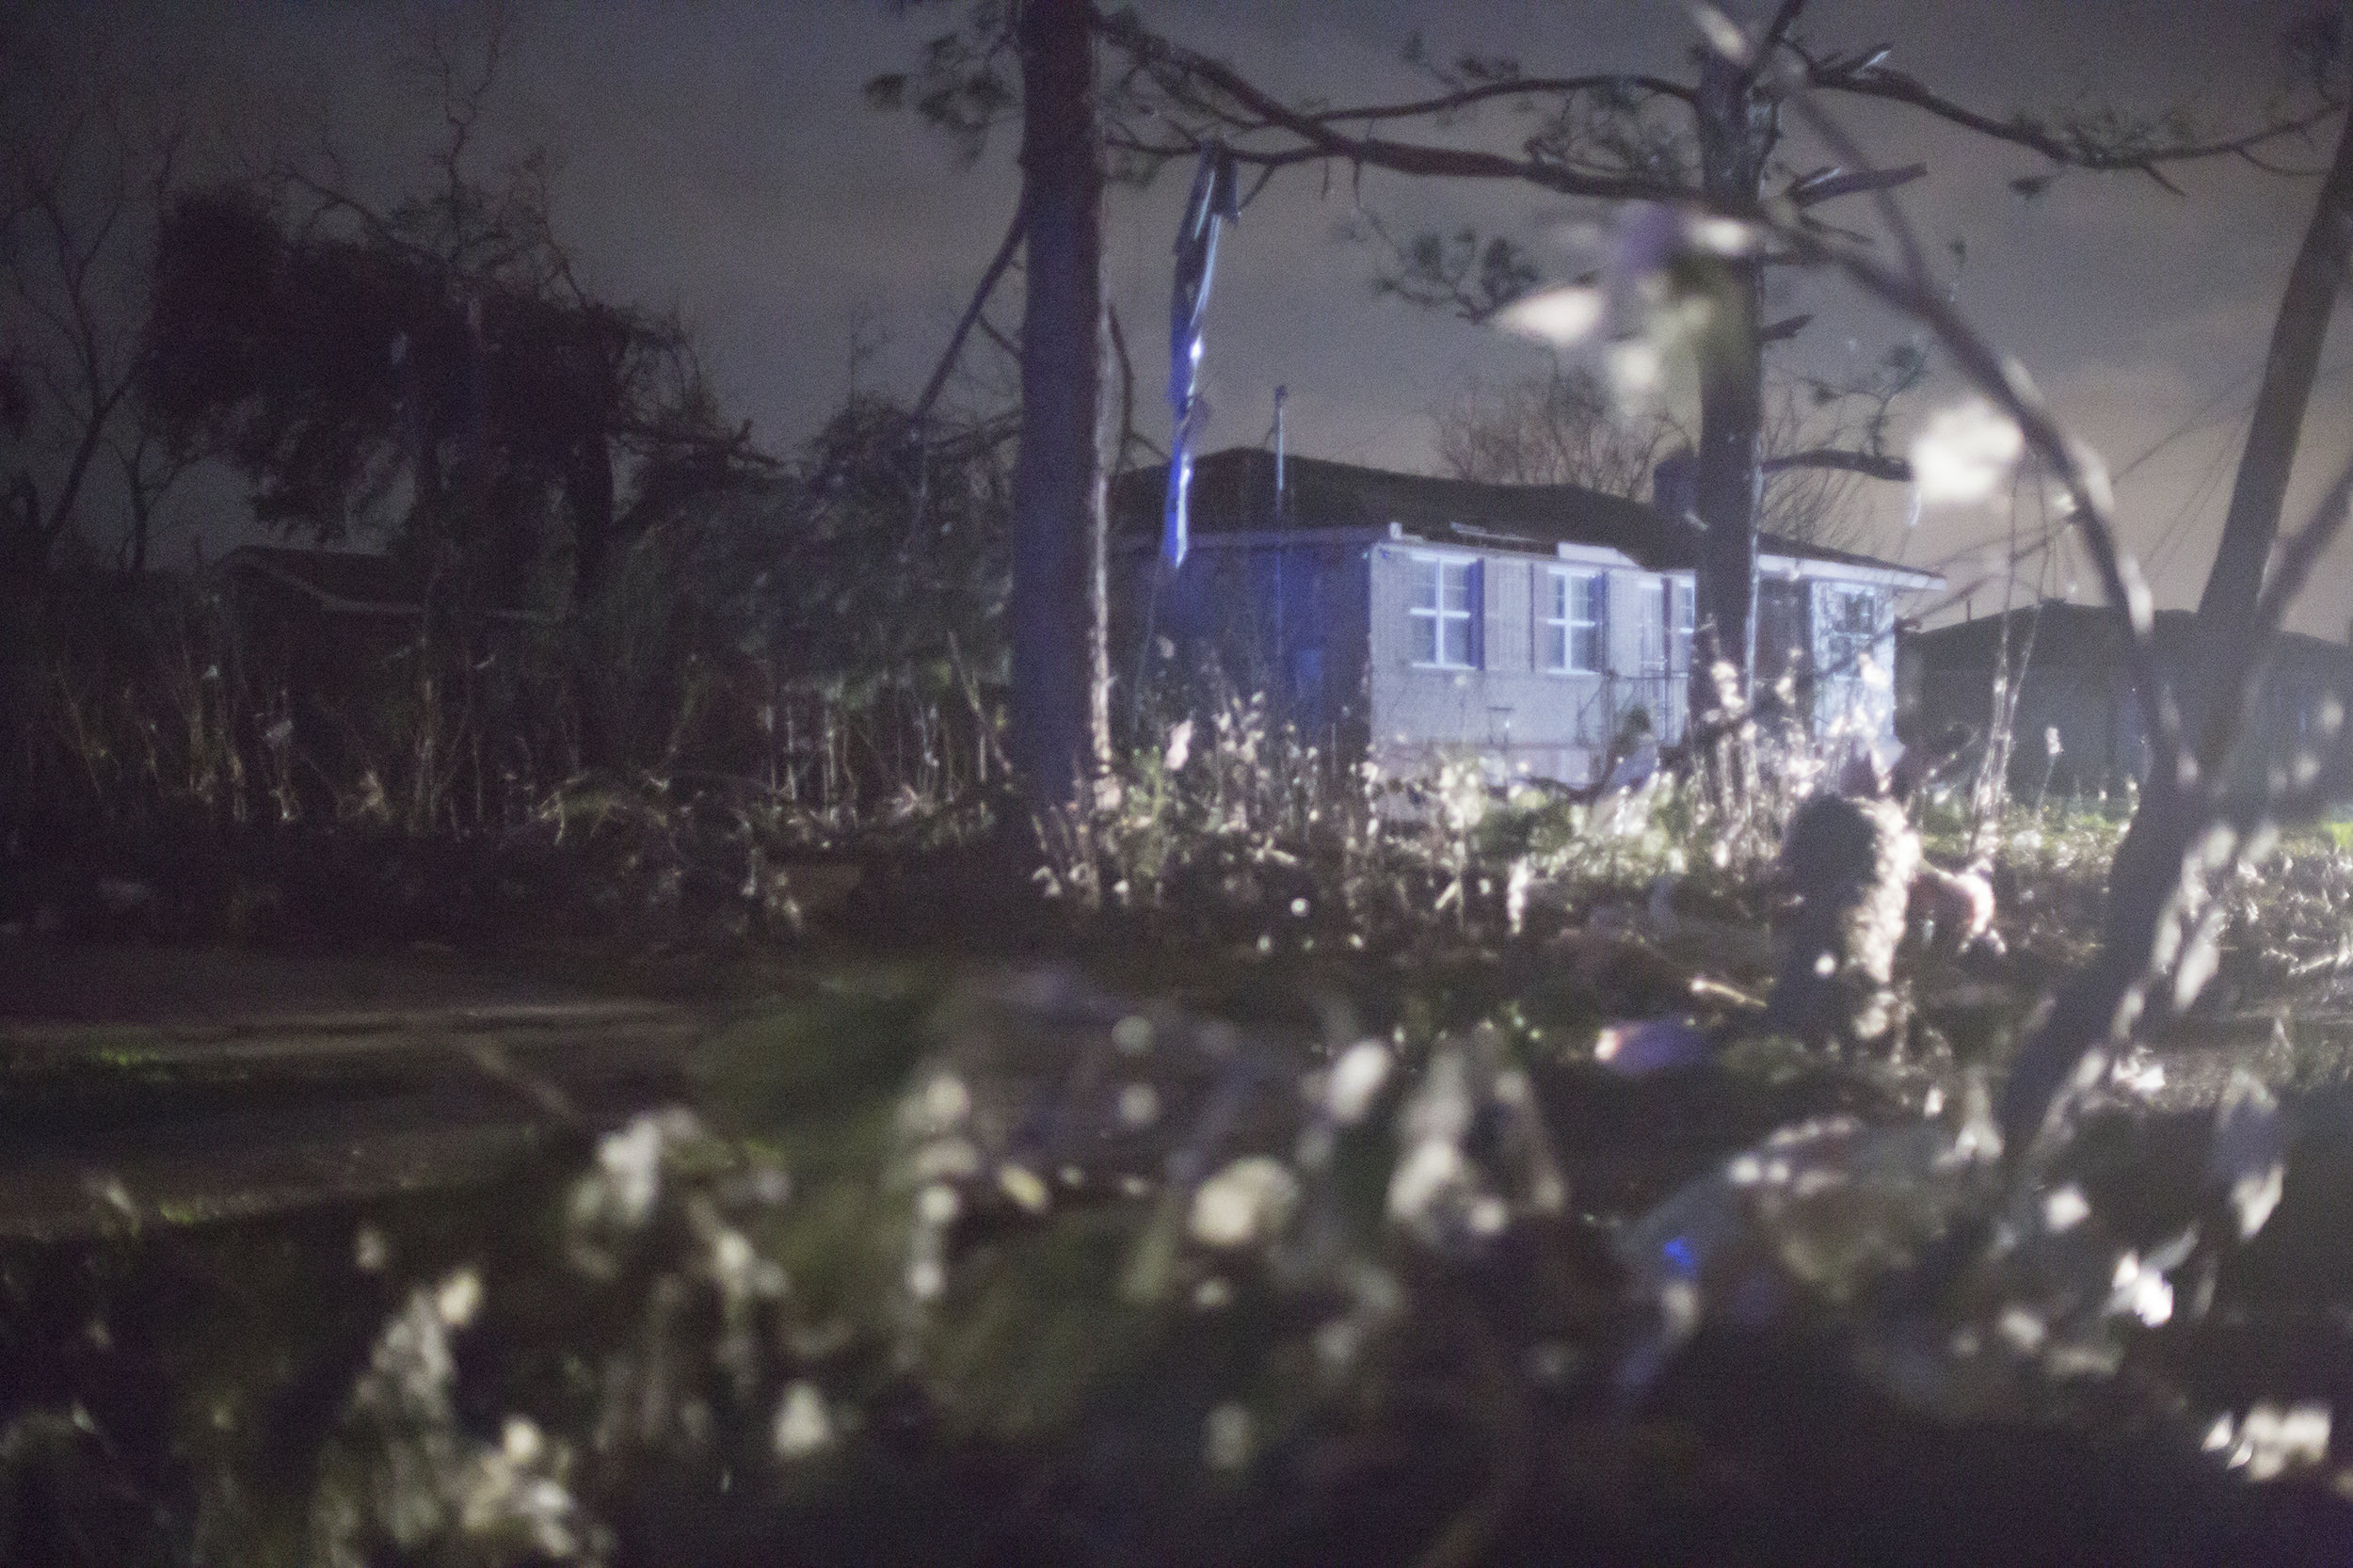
left=0, top=942, right=702, bottom=1240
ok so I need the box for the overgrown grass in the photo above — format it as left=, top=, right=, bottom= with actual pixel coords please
left=13, top=572, right=2353, bottom=1563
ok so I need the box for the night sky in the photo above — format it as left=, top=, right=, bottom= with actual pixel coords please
left=68, top=0, right=2353, bottom=633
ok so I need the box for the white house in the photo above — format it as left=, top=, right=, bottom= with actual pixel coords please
left=1112, top=447, right=1944, bottom=787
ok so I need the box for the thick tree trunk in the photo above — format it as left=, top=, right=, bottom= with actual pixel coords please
left=1009, top=0, right=1105, bottom=821
left=1689, top=53, right=1767, bottom=731
left=2180, top=106, right=2353, bottom=765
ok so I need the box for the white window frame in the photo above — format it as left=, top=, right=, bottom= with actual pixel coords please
left=1408, top=553, right=1480, bottom=669
left=1546, top=568, right=1607, bottom=675
left=1637, top=577, right=1668, bottom=674
left=1818, top=584, right=1883, bottom=682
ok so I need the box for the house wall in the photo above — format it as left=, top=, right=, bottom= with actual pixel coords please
left=1807, top=577, right=1900, bottom=761
left=1118, top=529, right=1926, bottom=792
left=1366, top=542, right=1693, bottom=787
left=1111, top=535, right=1373, bottom=760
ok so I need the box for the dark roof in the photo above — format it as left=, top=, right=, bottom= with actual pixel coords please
left=1912, top=600, right=2353, bottom=674
left=225, top=545, right=426, bottom=614
left=222, top=545, right=550, bottom=622
left=1111, top=446, right=1935, bottom=580
left=1755, top=534, right=1932, bottom=574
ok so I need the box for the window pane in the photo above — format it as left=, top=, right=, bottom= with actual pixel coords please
left=1411, top=561, right=1439, bottom=612
left=1441, top=562, right=1471, bottom=611
left=1442, top=615, right=1472, bottom=667
left=1412, top=613, right=1437, bottom=664
left=1545, top=622, right=1566, bottom=671
left=1551, top=572, right=1568, bottom=620
left=1574, top=624, right=1602, bottom=673
left=1585, top=574, right=1609, bottom=625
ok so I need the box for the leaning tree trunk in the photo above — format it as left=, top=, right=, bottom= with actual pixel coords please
left=1008, top=0, right=1106, bottom=823
left=2179, top=105, right=2353, bottom=767
left=1998, top=106, right=2353, bottom=1150
left=1689, top=52, right=1768, bottom=747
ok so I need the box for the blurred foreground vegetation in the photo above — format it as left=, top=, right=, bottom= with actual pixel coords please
left=8, top=692, right=2353, bottom=1563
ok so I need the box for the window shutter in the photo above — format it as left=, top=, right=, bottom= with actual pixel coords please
left=1485, top=557, right=1532, bottom=672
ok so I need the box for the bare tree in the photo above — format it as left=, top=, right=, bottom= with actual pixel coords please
left=1435, top=360, right=1680, bottom=498
left=1434, top=358, right=1886, bottom=552
left=0, top=22, right=192, bottom=574
left=1087, top=3, right=2343, bottom=735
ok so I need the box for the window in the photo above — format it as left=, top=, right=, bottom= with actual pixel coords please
left=1819, top=584, right=1882, bottom=680
left=1546, top=568, right=1607, bottom=674
left=1670, top=579, right=1695, bottom=673
left=1637, top=578, right=1668, bottom=673
left=1410, top=556, right=1478, bottom=668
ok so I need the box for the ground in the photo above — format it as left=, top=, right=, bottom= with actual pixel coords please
left=4, top=866, right=2353, bottom=1565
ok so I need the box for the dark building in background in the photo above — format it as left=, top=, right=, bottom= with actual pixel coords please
left=1906, top=601, right=2353, bottom=800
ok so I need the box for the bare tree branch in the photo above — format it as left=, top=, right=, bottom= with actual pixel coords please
left=1760, top=447, right=1910, bottom=482
left=1095, top=13, right=1699, bottom=203
left=1750, top=0, right=1813, bottom=85
left=1291, top=72, right=1700, bottom=122
left=909, top=191, right=1029, bottom=431
left=1798, top=47, right=2346, bottom=188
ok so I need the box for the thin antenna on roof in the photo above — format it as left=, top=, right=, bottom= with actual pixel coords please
left=1273, top=385, right=1287, bottom=525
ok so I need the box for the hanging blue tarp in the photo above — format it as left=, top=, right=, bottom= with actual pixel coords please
left=1163, top=143, right=1239, bottom=570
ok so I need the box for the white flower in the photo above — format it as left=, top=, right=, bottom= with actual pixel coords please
left=1203, top=1402, right=1254, bottom=1470
left=501, top=1416, right=544, bottom=1465
left=1910, top=398, right=2025, bottom=508
left=1496, top=284, right=1606, bottom=346
left=2218, top=1401, right=2331, bottom=1481
left=2041, top=1185, right=2090, bottom=1233
left=1606, top=340, right=1664, bottom=410
left=1689, top=2, right=1752, bottom=61
left=1162, top=718, right=1193, bottom=774
left=1118, top=1081, right=1160, bottom=1128
left=2210, top=1069, right=2285, bottom=1240
left=594, top=1114, right=670, bottom=1227
left=1324, top=1041, right=1392, bottom=1126
left=1684, top=216, right=1755, bottom=257
left=434, top=1268, right=483, bottom=1329
left=773, top=1382, right=833, bottom=1460
left=1386, top=1139, right=1466, bottom=1226
left=1188, top=1157, right=1300, bottom=1249
left=916, top=1182, right=961, bottom=1227
left=2108, top=1251, right=2174, bottom=1328
left=996, top=1163, right=1050, bottom=1214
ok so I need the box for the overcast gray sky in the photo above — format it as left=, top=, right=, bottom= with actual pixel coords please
left=80, top=0, right=2353, bottom=632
